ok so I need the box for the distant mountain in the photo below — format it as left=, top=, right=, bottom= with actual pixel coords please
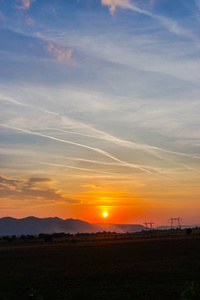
left=0, top=217, right=94, bottom=236
left=0, top=217, right=146, bottom=236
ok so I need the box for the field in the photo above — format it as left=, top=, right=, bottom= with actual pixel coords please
left=0, top=234, right=200, bottom=300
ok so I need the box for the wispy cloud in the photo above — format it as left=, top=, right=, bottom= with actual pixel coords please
left=46, top=41, right=73, bottom=62
left=195, top=0, right=200, bottom=10
left=0, top=10, right=6, bottom=21
left=48, top=127, right=200, bottom=161
left=26, top=16, right=34, bottom=25
left=48, top=28, right=200, bottom=84
left=63, top=157, right=122, bottom=166
left=1, top=93, right=199, bottom=163
left=102, top=0, right=197, bottom=41
left=0, top=123, right=161, bottom=176
left=32, top=161, right=119, bottom=176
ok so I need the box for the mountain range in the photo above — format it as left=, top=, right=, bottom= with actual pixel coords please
left=0, top=217, right=146, bottom=236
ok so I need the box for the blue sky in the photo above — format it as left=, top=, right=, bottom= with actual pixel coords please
left=0, top=0, right=199, bottom=225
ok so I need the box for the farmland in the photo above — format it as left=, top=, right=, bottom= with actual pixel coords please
left=0, top=233, right=200, bottom=300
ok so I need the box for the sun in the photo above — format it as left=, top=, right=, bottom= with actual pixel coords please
left=102, top=212, right=108, bottom=218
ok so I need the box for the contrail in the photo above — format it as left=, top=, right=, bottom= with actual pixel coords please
left=124, top=2, right=197, bottom=43
left=1, top=94, right=199, bottom=160
left=0, top=94, right=60, bottom=117
left=59, top=156, right=163, bottom=173
left=0, top=123, right=158, bottom=175
left=180, top=164, right=200, bottom=175
left=64, top=157, right=121, bottom=166
left=31, top=161, right=119, bottom=175
left=47, top=127, right=200, bottom=160
left=0, top=95, right=25, bottom=106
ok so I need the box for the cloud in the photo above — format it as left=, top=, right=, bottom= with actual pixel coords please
left=28, top=177, right=53, bottom=184
left=46, top=41, right=72, bottom=62
left=1, top=93, right=199, bottom=170
left=15, top=0, right=35, bottom=11
left=0, top=174, right=79, bottom=206
left=33, top=161, right=119, bottom=176
left=101, top=0, right=130, bottom=15
left=101, top=0, right=196, bottom=41
left=48, top=126, right=200, bottom=161
left=63, top=157, right=121, bottom=166
left=195, top=0, right=200, bottom=10
left=14, top=1, right=35, bottom=26
left=0, top=123, right=163, bottom=176
left=1, top=89, right=199, bottom=178
left=24, top=177, right=54, bottom=188
left=26, top=16, right=34, bottom=25
left=81, top=184, right=101, bottom=189
left=0, top=175, right=20, bottom=188
left=0, top=10, right=6, bottom=21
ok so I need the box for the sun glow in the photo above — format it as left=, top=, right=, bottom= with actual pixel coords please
left=103, top=212, right=108, bottom=218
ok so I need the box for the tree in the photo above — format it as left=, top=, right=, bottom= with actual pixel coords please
left=186, top=228, right=192, bottom=235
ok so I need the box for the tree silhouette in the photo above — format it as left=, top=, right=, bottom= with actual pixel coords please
left=186, top=228, right=192, bottom=235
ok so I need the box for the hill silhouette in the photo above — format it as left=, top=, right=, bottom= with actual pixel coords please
left=0, top=217, right=146, bottom=235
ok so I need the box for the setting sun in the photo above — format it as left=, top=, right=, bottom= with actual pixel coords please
left=103, top=212, right=108, bottom=218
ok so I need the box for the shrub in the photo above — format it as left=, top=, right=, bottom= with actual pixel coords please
left=181, top=281, right=200, bottom=300
left=186, top=228, right=192, bottom=235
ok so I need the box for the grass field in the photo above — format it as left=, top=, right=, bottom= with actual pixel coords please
left=0, top=235, right=200, bottom=300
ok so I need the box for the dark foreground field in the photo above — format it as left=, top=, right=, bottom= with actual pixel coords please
left=0, top=235, right=200, bottom=300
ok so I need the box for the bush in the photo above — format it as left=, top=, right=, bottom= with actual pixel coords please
left=181, top=281, right=200, bottom=300
left=186, top=228, right=192, bottom=235
left=44, top=234, right=52, bottom=242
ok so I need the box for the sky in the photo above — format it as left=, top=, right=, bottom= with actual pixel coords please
left=0, top=0, right=200, bottom=226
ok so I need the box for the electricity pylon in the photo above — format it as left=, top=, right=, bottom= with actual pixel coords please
left=169, top=217, right=182, bottom=229
left=148, top=221, right=155, bottom=229
left=143, top=221, right=149, bottom=230
left=143, top=221, right=155, bottom=230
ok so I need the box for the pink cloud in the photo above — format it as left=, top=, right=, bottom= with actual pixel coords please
left=101, top=0, right=130, bottom=15
left=26, top=16, right=34, bottom=25
left=46, top=41, right=73, bottom=62
left=0, top=10, right=6, bottom=21
left=34, top=32, right=42, bottom=38
left=15, top=0, right=35, bottom=11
